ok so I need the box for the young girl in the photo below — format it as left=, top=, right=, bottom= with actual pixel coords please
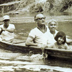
left=50, top=31, right=69, bottom=49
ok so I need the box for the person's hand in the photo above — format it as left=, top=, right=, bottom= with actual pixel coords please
left=37, top=43, right=47, bottom=48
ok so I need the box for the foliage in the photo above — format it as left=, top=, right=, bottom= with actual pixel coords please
left=29, top=3, right=44, bottom=13
left=0, top=0, right=72, bottom=15
left=29, top=0, right=72, bottom=15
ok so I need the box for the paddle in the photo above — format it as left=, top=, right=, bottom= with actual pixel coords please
left=39, top=44, right=48, bottom=60
left=12, top=39, right=26, bottom=44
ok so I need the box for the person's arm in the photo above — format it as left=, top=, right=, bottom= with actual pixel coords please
left=66, top=38, right=72, bottom=43
left=25, top=28, right=38, bottom=46
left=25, top=36, right=38, bottom=46
left=66, top=35, right=72, bottom=43
left=25, top=36, right=47, bottom=48
left=64, top=43, right=70, bottom=50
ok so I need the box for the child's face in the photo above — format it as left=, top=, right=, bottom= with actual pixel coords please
left=57, top=37, right=64, bottom=45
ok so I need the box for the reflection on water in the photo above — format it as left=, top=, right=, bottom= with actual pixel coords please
left=0, top=21, right=72, bottom=72
left=45, top=56, right=72, bottom=68
left=1, top=49, right=72, bottom=72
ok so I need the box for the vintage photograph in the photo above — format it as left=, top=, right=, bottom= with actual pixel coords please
left=0, top=0, right=72, bottom=72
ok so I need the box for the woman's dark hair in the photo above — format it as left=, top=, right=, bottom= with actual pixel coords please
left=55, top=31, right=66, bottom=44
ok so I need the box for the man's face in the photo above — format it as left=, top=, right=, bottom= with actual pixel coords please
left=35, top=14, right=46, bottom=26
left=48, top=21, right=57, bottom=32
left=4, top=20, right=10, bottom=26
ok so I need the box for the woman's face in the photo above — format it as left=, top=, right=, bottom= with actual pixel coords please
left=49, top=21, right=57, bottom=32
left=57, top=37, right=64, bottom=45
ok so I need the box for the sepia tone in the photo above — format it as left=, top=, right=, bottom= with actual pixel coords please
left=0, top=0, right=72, bottom=72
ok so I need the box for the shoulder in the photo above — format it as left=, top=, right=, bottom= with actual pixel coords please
left=0, top=24, right=4, bottom=28
left=9, top=24, right=15, bottom=27
left=30, top=27, right=38, bottom=32
left=46, top=25, right=49, bottom=30
left=46, top=25, right=50, bottom=33
left=9, top=24, right=15, bottom=28
left=55, top=30, right=58, bottom=33
left=32, top=27, right=38, bottom=30
left=54, top=30, right=58, bottom=36
left=29, top=28, right=37, bottom=38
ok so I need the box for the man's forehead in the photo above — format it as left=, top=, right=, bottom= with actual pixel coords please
left=36, top=14, right=44, bottom=18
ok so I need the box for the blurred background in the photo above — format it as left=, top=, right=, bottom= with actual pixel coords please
left=0, top=0, right=72, bottom=16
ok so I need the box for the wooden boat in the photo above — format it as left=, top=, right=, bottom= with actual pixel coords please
left=0, top=41, right=42, bottom=54
left=0, top=41, right=72, bottom=59
left=45, top=47, right=72, bottom=59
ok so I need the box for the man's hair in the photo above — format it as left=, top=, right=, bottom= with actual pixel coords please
left=34, top=13, right=44, bottom=21
left=55, top=31, right=66, bottom=44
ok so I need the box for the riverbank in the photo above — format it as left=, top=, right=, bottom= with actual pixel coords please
left=0, top=15, right=72, bottom=23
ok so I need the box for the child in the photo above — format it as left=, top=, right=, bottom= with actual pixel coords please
left=50, top=31, right=69, bottom=49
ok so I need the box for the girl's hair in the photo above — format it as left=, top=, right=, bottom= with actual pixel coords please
left=55, top=31, right=66, bottom=44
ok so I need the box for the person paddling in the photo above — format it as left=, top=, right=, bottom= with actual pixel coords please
left=0, top=15, right=15, bottom=42
left=25, top=13, right=50, bottom=58
left=26, top=13, right=50, bottom=48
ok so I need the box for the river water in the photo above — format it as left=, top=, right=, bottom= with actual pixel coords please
left=0, top=21, right=72, bottom=72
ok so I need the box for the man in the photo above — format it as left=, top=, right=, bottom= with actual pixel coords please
left=0, top=15, right=15, bottom=41
left=26, top=13, right=50, bottom=48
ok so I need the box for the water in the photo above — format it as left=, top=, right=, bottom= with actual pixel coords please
left=58, top=21, right=72, bottom=39
left=15, top=21, right=72, bottom=39
left=0, top=21, right=72, bottom=72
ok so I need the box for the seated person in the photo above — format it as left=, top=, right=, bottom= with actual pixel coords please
left=25, top=13, right=50, bottom=48
left=0, top=15, right=15, bottom=42
left=26, top=14, right=51, bottom=59
left=47, top=19, right=58, bottom=46
left=49, top=31, right=69, bottom=49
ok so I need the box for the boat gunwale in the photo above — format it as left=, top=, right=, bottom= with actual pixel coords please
left=0, top=41, right=72, bottom=53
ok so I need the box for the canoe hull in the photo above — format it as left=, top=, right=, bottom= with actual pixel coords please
left=0, top=41, right=72, bottom=59
left=45, top=48, right=72, bottom=59
left=0, top=41, right=42, bottom=54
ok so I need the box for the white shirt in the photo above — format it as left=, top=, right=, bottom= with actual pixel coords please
left=0, top=24, right=15, bottom=32
left=0, top=24, right=15, bottom=41
left=47, top=30, right=58, bottom=46
left=29, top=27, right=50, bottom=45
